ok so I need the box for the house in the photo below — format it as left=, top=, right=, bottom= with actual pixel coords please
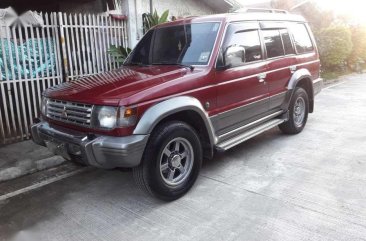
left=123, top=0, right=242, bottom=46
left=1, top=0, right=241, bottom=47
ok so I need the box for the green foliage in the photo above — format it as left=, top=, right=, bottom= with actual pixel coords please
left=317, top=25, right=353, bottom=70
left=348, top=25, right=366, bottom=65
left=321, top=69, right=352, bottom=81
left=107, top=45, right=132, bottom=64
left=143, top=9, right=169, bottom=33
left=269, top=0, right=364, bottom=75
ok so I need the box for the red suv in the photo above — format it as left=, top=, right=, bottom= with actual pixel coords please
left=32, top=11, right=322, bottom=200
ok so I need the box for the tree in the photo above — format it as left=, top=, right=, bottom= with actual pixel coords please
left=348, top=25, right=366, bottom=66
left=271, top=0, right=334, bottom=30
left=317, top=25, right=353, bottom=70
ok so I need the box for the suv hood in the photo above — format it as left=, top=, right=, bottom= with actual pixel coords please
left=45, top=66, right=190, bottom=106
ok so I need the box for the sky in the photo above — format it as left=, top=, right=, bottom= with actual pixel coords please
left=316, top=0, right=366, bottom=23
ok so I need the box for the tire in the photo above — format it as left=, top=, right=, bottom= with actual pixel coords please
left=279, top=87, right=309, bottom=134
left=133, top=121, right=202, bottom=201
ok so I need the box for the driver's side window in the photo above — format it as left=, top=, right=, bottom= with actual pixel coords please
left=223, top=28, right=262, bottom=67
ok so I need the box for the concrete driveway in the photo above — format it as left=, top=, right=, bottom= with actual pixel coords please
left=1, top=74, right=366, bottom=241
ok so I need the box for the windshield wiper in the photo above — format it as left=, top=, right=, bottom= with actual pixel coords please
left=152, top=62, right=195, bottom=71
left=124, top=62, right=150, bottom=67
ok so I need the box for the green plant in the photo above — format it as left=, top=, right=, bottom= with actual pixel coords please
left=107, top=45, right=132, bottom=64
left=143, top=9, right=169, bottom=33
left=348, top=25, right=366, bottom=66
left=317, top=25, right=353, bottom=70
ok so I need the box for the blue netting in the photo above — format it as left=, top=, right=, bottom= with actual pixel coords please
left=0, top=38, right=57, bottom=81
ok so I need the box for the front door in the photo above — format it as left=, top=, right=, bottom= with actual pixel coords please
left=213, top=22, right=269, bottom=136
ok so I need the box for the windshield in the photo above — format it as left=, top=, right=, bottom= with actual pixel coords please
left=126, top=22, right=220, bottom=66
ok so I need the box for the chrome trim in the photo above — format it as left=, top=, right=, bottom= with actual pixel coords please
left=46, top=99, right=93, bottom=127
left=216, top=118, right=285, bottom=151
left=217, top=110, right=283, bottom=141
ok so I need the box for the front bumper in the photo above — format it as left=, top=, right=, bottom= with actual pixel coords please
left=31, top=122, right=149, bottom=169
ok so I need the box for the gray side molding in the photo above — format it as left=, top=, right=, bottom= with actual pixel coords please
left=133, top=96, right=217, bottom=145
left=287, top=68, right=312, bottom=90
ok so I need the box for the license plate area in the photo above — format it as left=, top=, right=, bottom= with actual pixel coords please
left=45, top=138, right=71, bottom=160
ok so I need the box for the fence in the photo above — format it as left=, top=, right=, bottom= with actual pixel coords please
left=0, top=12, right=128, bottom=145
left=59, top=13, right=128, bottom=80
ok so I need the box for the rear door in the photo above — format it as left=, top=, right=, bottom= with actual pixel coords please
left=213, top=21, right=269, bottom=136
left=289, top=22, right=319, bottom=78
left=259, top=22, right=297, bottom=111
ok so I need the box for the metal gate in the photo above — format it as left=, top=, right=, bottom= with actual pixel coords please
left=0, top=12, right=128, bottom=145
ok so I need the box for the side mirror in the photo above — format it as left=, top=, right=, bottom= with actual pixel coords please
left=217, top=45, right=246, bottom=70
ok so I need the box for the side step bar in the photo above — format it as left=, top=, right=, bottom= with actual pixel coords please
left=215, top=118, right=285, bottom=151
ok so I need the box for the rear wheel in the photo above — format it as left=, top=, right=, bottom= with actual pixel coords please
left=133, top=121, right=202, bottom=201
left=279, top=87, right=309, bottom=134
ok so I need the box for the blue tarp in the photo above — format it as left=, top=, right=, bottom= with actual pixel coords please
left=0, top=38, right=57, bottom=81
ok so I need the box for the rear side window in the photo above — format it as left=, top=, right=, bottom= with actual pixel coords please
left=290, top=23, right=314, bottom=53
left=262, top=30, right=284, bottom=58
left=224, top=29, right=263, bottom=65
left=280, top=29, right=295, bottom=55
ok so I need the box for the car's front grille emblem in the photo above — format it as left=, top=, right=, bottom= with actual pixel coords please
left=61, top=106, right=68, bottom=118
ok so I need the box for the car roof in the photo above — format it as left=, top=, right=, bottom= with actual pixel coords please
left=156, top=12, right=306, bottom=28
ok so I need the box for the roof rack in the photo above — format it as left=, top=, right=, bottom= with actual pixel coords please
left=234, top=8, right=289, bottom=14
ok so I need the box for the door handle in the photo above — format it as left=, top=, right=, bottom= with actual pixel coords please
left=290, top=66, right=297, bottom=73
left=257, top=73, right=266, bottom=83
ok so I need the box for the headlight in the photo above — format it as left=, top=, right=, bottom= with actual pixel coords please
left=91, top=106, right=137, bottom=129
left=41, top=97, right=48, bottom=116
left=91, top=106, right=118, bottom=129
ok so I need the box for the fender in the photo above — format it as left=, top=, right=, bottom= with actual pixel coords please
left=133, top=96, right=217, bottom=146
left=283, top=68, right=314, bottom=112
left=287, top=68, right=312, bottom=90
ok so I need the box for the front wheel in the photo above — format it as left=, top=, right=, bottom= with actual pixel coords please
left=279, top=87, right=309, bottom=134
left=133, top=121, right=202, bottom=201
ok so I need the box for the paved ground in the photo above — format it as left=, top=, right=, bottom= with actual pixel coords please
left=0, top=140, right=64, bottom=182
left=1, top=74, right=366, bottom=241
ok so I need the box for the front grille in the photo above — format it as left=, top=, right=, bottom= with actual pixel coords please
left=46, top=99, right=93, bottom=127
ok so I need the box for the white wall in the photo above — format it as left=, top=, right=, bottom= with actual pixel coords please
left=141, top=0, right=215, bottom=17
